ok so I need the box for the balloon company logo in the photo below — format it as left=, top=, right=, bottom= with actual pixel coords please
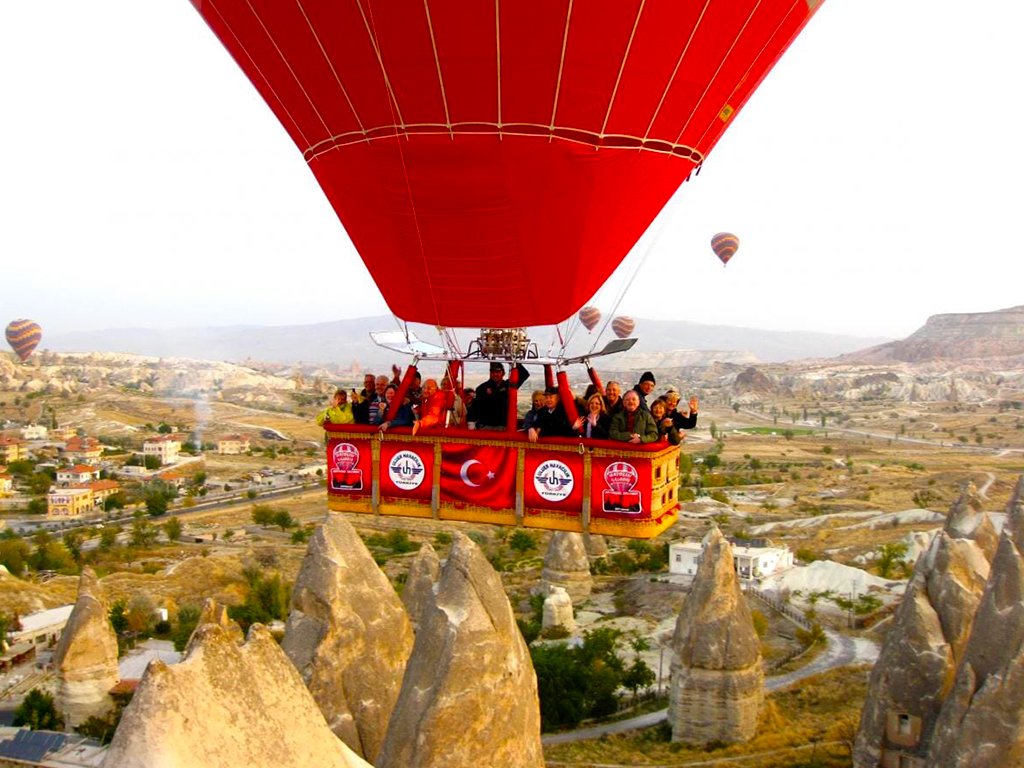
left=602, top=461, right=642, bottom=514
left=388, top=450, right=425, bottom=491
left=330, top=442, right=363, bottom=491
left=533, top=460, right=574, bottom=502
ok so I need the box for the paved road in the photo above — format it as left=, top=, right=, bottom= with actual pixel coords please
left=541, top=630, right=857, bottom=746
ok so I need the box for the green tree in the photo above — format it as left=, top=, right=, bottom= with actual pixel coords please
left=109, top=600, right=129, bottom=636
left=172, top=605, right=201, bottom=652
left=228, top=571, right=291, bottom=633
left=104, top=491, right=127, bottom=511
left=164, top=517, right=182, bottom=542
left=251, top=505, right=275, bottom=527
left=0, top=537, right=31, bottom=576
left=622, top=657, right=655, bottom=701
left=13, top=689, right=64, bottom=731
left=509, top=530, right=537, bottom=555
left=130, top=518, right=158, bottom=548
left=143, top=455, right=162, bottom=470
left=99, top=526, right=120, bottom=550
left=272, top=509, right=295, bottom=531
left=876, top=542, right=909, bottom=578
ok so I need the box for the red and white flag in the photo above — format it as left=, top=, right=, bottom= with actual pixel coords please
left=440, top=444, right=516, bottom=509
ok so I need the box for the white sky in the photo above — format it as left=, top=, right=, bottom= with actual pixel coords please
left=1, top=1, right=1021, bottom=340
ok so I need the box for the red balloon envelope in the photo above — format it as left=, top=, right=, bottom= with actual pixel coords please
left=6, top=319, right=42, bottom=362
left=711, top=232, right=740, bottom=266
left=192, top=1, right=823, bottom=328
left=578, top=306, right=601, bottom=332
left=611, top=316, right=636, bottom=339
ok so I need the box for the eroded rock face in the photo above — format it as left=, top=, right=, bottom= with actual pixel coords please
left=402, top=542, right=440, bottom=633
left=927, top=476, right=1024, bottom=768
left=541, top=586, right=575, bottom=635
left=852, top=530, right=989, bottom=767
left=377, top=532, right=543, bottom=768
left=582, top=533, right=609, bottom=559
left=53, top=568, right=119, bottom=728
left=540, top=532, right=592, bottom=602
left=102, top=625, right=371, bottom=768
left=668, top=528, right=763, bottom=745
left=185, top=598, right=243, bottom=654
left=281, top=513, right=413, bottom=762
left=944, top=483, right=999, bottom=562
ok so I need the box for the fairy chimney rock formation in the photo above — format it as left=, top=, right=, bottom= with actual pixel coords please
left=376, top=532, right=544, bottom=768
left=185, top=598, right=244, bottom=653
left=281, top=513, right=413, bottom=762
left=402, top=542, right=440, bottom=632
left=852, top=527, right=991, bottom=768
left=102, top=624, right=371, bottom=768
left=583, top=532, right=609, bottom=559
left=944, top=482, right=999, bottom=562
left=541, top=586, right=576, bottom=635
left=53, top=567, right=119, bottom=728
left=540, top=531, right=592, bottom=602
left=927, top=476, right=1024, bottom=768
left=668, top=527, right=763, bottom=745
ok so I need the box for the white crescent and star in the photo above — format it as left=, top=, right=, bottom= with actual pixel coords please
left=460, top=459, right=495, bottom=487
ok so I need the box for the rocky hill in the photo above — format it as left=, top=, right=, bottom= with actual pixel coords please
left=846, top=305, right=1024, bottom=364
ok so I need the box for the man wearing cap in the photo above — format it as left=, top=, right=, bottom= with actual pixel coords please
left=467, top=363, right=530, bottom=429
left=633, top=371, right=657, bottom=412
left=527, top=386, right=575, bottom=442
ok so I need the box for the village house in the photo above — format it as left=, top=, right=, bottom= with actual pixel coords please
left=50, top=425, right=77, bottom=441
left=47, top=488, right=94, bottom=518
left=7, top=605, right=75, bottom=649
left=20, top=424, right=47, bottom=440
left=143, top=435, right=181, bottom=466
left=0, top=473, right=12, bottom=496
left=78, top=479, right=120, bottom=508
left=63, top=436, right=103, bottom=464
left=56, top=464, right=101, bottom=485
left=217, top=435, right=250, bottom=455
left=669, top=536, right=794, bottom=582
left=0, top=437, right=26, bottom=464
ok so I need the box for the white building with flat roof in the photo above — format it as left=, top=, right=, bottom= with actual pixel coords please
left=8, top=605, right=75, bottom=648
left=669, top=536, right=794, bottom=582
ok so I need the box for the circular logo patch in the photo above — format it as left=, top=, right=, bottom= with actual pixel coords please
left=332, top=442, right=360, bottom=471
left=533, top=460, right=574, bottom=502
left=388, top=450, right=426, bottom=490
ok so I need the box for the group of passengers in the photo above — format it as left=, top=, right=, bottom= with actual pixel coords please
left=317, top=365, right=697, bottom=444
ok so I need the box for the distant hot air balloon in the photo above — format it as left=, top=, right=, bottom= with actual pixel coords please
left=611, top=316, right=635, bottom=339
left=711, top=232, right=740, bottom=266
left=6, top=319, right=42, bottom=362
left=578, top=306, right=601, bottom=332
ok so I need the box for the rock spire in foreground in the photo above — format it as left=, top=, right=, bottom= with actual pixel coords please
left=185, top=598, right=243, bottom=654
left=53, top=567, right=119, bottom=728
left=668, top=527, right=763, bottom=745
left=852, top=485, right=995, bottom=768
left=539, top=531, right=592, bottom=602
left=281, top=513, right=413, bottom=762
left=927, top=476, right=1024, bottom=768
left=102, top=624, right=371, bottom=768
left=402, top=542, right=441, bottom=632
left=376, top=532, right=543, bottom=768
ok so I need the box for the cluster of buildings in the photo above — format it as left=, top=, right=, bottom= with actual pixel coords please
left=0, top=424, right=253, bottom=520
left=669, top=535, right=795, bottom=583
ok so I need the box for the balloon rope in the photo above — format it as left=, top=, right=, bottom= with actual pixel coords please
left=589, top=188, right=681, bottom=354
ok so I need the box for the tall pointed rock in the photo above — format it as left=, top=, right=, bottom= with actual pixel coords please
left=402, top=542, right=440, bottom=633
left=53, top=567, right=119, bottom=728
left=668, top=527, right=763, bottom=744
left=377, top=532, right=544, bottom=768
left=281, top=513, right=413, bottom=762
left=540, top=531, right=592, bottom=602
left=852, top=528, right=990, bottom=768
left=102, top=625, right=371, bottom=768
left=927, top=475, right=1024, bottom=767
left=944, top=482, right=999, bottom=562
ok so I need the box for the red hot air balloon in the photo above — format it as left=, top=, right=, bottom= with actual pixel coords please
left=611, top=316, right=635, bottom=339
left=711, top=232, right=740, bottom=266
left=191, top=1, right=824, bottom=329
left=6, top=319, right=42, bottom=362
left=578, top=306, right=601, bottom=332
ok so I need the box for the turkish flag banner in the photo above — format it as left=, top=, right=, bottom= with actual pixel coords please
left=524, top=451, right=584, bottom=514
left=440, top=444, right=516, bottom=510
left=379, top=443, right=433, bottom=501
left=326, top=438, right=372, bottom=497
left=590, top=455, right=652, bottom=519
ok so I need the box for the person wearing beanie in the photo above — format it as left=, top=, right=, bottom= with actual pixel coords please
left=633, top=371, right=657, bottom=412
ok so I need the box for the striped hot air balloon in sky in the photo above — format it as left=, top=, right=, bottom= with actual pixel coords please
left=6, top=319, right=42, bottom=362
left=611, top=316, right=635, bottom=339
left=578, top=306, right=601, bottom=332
left=711, top=232, right=740, bottom=266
